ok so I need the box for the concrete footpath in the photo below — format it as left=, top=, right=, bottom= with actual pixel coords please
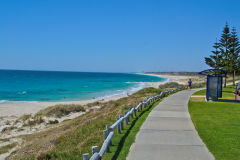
left=127, top=89, right=214, bottom=160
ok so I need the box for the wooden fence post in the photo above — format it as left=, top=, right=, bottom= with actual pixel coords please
left=106, top=125, right=112, bottom=145
left=117, top=116, right=121, bottom=134
left=103, top=129, right=110, bottom=152
left=124, top=111, right=128, bottom=125
left=120, top=115, right=124, bottom=130
left=92, top=146, right=99, bottom=155
left=129, top=107, right=133, bottom=119
left=83, top=153, right=90, bottom=160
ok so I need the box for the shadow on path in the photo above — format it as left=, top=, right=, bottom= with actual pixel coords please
left=216, top=99, right=240, bottom=103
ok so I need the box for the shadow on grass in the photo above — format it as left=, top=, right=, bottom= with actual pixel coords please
left=216, top=99, right=240, bottom=103
left=111, top=104, right=154, bottom=160
left=222, top=91, right=234, bottom=94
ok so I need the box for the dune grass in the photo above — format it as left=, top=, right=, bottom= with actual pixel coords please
left=36, top=104, right=86, bottom=118
left=13, top=105, right=86, bottom=127
left=7, top=87, right=165, bottom=160
left=0, top=143, right=17, bottom=155
left=158, top=82, right=184, bottom=89
left=189, top=101, right=240, bottom=160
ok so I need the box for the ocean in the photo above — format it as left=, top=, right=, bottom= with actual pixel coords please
left=0, top=70, right=166, bottom=102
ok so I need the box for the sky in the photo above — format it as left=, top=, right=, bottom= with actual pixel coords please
left=0, top=0, right=240, bottom=73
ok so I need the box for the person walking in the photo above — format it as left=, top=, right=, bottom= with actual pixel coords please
left=188, top=79, right=192, bottom=89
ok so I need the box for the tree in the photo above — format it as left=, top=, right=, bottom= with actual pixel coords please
left=229, top=27, right=240, bottom=85
left=219, top=23, right=231, bottom=87
left=205, top=39, right=222, bottom=69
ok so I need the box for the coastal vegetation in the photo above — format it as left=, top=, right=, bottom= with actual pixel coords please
left=0, top=142, right=17, bottom=155
left=205, top=23, right=240, bottom=86
left=189, top=86, right=240, bottom=160
left=158, top=82, right=184, bottom=89
left=10, top=105, right=86, bottom=128
left=35, top=104, right=86, bottom=118
left=5, top=85, right=176, bottom=160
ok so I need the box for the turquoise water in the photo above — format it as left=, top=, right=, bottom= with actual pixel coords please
left=0, top=70, right=165, bottom=102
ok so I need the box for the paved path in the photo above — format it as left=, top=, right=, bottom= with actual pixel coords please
left=127, top=89, right=214, bottom=160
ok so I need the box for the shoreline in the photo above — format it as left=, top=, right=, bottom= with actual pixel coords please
left=138, top=73, right=186, bottom=84
left=0, top=74, right=168, bottom=118
left=0, top=72, right=205, bottom=119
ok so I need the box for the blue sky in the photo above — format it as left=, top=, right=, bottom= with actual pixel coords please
left=0, top=0, right=240, bottom=72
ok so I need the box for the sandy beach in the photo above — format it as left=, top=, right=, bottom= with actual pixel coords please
left=140, top=73, right=205, bottom=85
left=0, top=94, right=128, bottom=118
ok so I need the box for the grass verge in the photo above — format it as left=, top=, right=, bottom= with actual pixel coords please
left=191, top=85, right=237, bottom=101
left=189, top=100, right=240, bottom=159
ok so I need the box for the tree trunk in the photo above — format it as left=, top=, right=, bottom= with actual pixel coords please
left=233, top=71, right=235, bottom=86
left=224, top=76, right=227, bottom=88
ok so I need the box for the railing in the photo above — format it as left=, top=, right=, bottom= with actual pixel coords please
left=82, top=88, right=181, bottom=160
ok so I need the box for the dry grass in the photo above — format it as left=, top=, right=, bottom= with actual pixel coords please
left=6, top=87, right=162, bottom=160
left=13, top=105, right=86, bottom=127
left=35, top=104, right=86, bottom=118
left=158, top=82, right=184, bottom=89
left=0, top=143, right=17, bottom=155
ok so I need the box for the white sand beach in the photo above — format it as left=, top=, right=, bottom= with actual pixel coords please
left=139, top=73, right=205, bottom=88
left=0, top=94, right=127, bottom=118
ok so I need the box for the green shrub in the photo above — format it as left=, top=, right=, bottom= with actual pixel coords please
left=48, top=120, right=59, bottom=124
left=25, top=116, right=45, bottom=126
left=133, top=87, right=161, bottom=96
left=15, top=114, right=32, bottom=124
left=191, top=82, right=206, bottom=88
left=159, top=82, right=184, bottom=89
left=36, top=104, right=85, bottom=118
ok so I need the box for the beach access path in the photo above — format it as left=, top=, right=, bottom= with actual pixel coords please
left=127, top=89, right=214, bottom=160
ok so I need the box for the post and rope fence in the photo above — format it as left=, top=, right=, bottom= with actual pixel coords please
left=83, top=88, right=181, bottom=160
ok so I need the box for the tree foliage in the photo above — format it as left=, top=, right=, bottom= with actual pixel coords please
left=205, top=39, right=222, bottom=69
left=205, top=23, right=240, bottom=85
left=229, top=27, right=240, bottom=72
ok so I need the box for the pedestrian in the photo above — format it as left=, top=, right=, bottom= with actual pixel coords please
left=188, top=79, right=192, bottom=89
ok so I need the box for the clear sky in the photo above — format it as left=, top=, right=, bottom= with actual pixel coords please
left=1, top=0, right=240, bottom=72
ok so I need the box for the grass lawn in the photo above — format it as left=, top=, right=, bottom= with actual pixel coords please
left=191, top=85, right=237, bottom=101
left=189, top=85, right=240, bottom=160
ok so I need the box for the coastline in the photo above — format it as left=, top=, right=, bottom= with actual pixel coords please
left=0, top=72, right=205, bottom=119
left=138, top=73, right=187, bottom=85
left=0, top=73, right=169, bottom=142
left=0, top=74, right=168, bottom=119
